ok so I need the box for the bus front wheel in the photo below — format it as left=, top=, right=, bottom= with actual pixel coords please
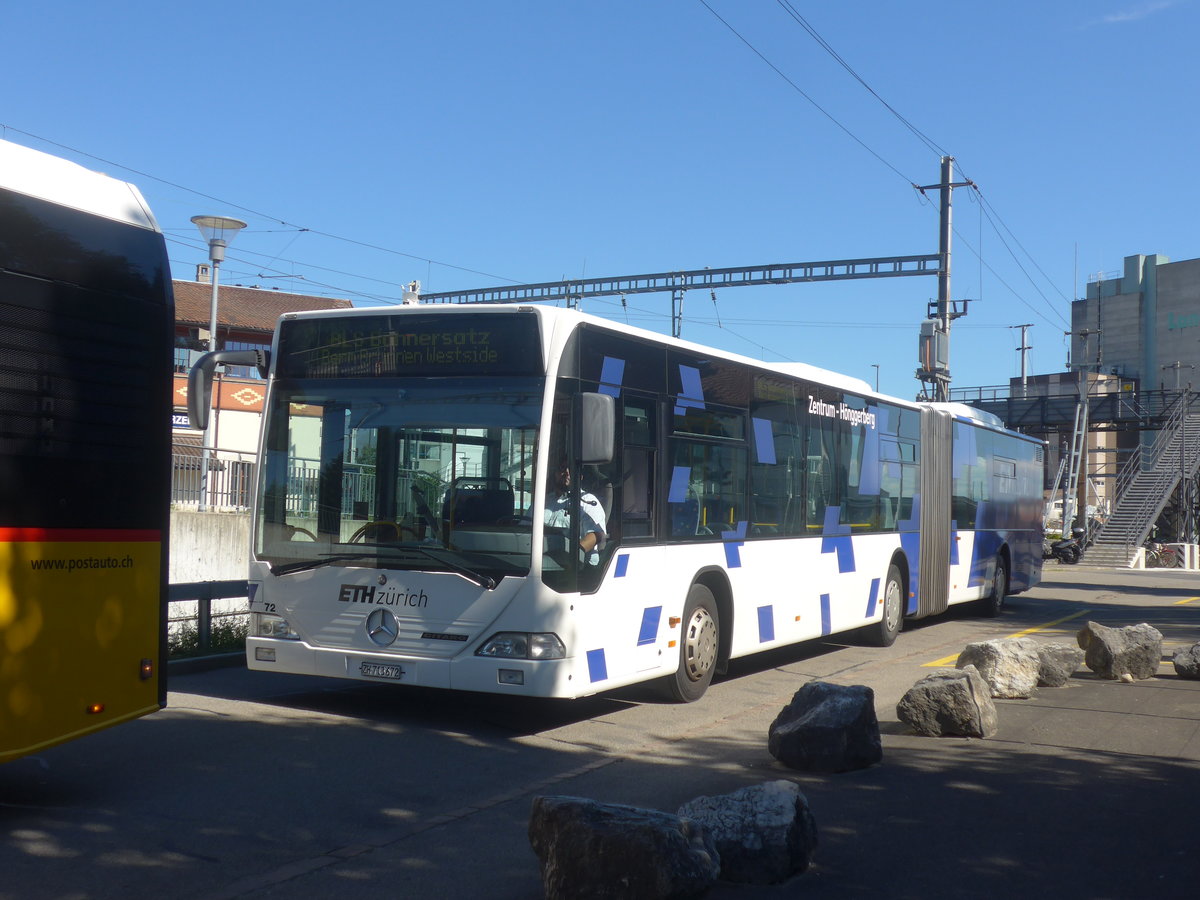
left=668, top=583, right=719, bottom=703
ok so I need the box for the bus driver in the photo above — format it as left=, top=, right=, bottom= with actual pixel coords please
left=544, top=459, right=606, bottom=565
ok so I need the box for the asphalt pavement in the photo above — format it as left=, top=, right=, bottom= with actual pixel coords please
left=1, top=565, right=1198, bottom=900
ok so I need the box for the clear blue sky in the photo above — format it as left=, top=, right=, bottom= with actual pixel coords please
left=5, top=1, right=1197, bottom=397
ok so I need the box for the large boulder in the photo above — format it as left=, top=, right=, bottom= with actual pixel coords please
left=1076, top=621, right=1163, bottom=680
left=1036, top=642, right=1086, bottom=687
left=1173, top=642, right=1200, bottom=680
left=896, top=665, right=998, bottom=738
left=767, top=681, right=882, bottom=773
left=956, top=638, right=1041, bottom=698
left=528, top=795, right=720, bottom=900
left=677, top=780, right=818, bottom=885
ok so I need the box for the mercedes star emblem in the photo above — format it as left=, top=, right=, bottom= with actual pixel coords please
left=365, top=608, right=399, bottom=647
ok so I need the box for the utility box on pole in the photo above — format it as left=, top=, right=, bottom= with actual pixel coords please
left=917, top=318, right=949, bottom=393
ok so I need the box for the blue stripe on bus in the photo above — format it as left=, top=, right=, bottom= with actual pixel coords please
left=820, top=594, right=832, bottom=636
left=971, top=527, right=1003, bottom=588
left=864, top=577, right=880, bottom=617
left=820, top=506, right=856, bottom=573
left=676, top=367, right=700, bottom=408
left=751, top=417, right=776, bottom=464
left=826, top=537, right=855, bottom=573
left=587, top=648, right=608, bottom=682
left=899, top=494, right=921, bottom=615
left=637, top=607, right=661, bottom=646
left=722, top=521, right=747, bottom=568
left=676, top=365, right=706, bottom=412
left=668, top=466, right=690, bottom=503
left=757, top=605, right=775, bottom=642
left=901, top=532, right=921, bottom=615
left=949, top=520, right=960, bottom=565
left=615, top=554, right=629, bottom=577
left=822, top=504, right=848, bottom=535
left=599, top=356, right=625, bottom=397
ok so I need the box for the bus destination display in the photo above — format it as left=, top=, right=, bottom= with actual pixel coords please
left=277, top=313, right=543, bottom=378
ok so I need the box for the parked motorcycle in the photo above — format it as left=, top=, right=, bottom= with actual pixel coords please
left=1043, top=528, right=1083, bottom=564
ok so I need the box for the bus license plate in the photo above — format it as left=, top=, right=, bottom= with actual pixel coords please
left=360, top=661, right=406, bottom=680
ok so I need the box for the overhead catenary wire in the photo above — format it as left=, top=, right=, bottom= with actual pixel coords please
left=164, top=237, right=412, bottom=305
left=7, top=14, right=1072, bottom=346
left=0, top=123, right=521, bottom=287
left=973, top=196, right=1071, bottom=328
left=774, top=0, right=950, bottom=160
left=722, top=3, right=1072, bottom=332
left=696, top=0, right=918, bottom=188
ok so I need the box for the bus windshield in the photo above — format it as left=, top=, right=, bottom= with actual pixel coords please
left=255, top=375, right=542, bottom=581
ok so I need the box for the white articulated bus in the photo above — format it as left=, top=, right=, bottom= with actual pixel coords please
left=190, top=304, right=1044, bottom=701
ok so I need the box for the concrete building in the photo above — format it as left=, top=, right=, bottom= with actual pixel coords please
left=1071, top=253, right=1200, bottom=389
left=961, top=252, right=1200, bottom=549
left=1013, top=252, right=1200, bottom=550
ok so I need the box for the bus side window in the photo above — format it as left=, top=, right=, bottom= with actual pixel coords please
left=805, top=414, right=838, bottom=531
left=619, top=397, right=656, bottom=540
left=668, top=440, right=747, bottom=539
left=748, top=420, right=801, bottom=536
left=621, top=447, right=654, bottom=537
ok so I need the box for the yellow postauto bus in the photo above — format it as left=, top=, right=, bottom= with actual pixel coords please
left=0, top=138, right=172, bottom=762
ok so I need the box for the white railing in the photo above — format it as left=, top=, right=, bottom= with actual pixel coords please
left=172, top=447, right=258, bottom=510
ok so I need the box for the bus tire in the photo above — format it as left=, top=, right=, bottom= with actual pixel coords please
left=867, top=564, right=904, bottom=647
left=980, top=556, right=1008, bottom=618
left=668, top=583, right=720, bottom=703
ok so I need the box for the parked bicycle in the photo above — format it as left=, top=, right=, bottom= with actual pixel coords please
left=1144, top=540, right=1183, bottom=568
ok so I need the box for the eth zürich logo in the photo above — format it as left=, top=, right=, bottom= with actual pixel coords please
left=365, top=608, right=399, bottom=647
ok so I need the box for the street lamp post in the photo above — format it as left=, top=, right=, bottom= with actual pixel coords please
left=871, top=364, right=880, bottom=392
left=190, top=215, right=247, bottom=511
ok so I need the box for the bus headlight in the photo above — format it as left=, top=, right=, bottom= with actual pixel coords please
left=476, top=632, right=565, bottom=660
left=252, top=612, right=300, bottom=640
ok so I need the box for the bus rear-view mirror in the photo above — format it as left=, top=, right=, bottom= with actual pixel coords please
left=580, top=392, right=615, bottom=464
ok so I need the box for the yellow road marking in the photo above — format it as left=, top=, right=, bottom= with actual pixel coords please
left=922, top=608, right=1094, bottom=667
left=1172, top=597, right=1199, bottom=606
left=1006, top=609, right=1094, bottom=639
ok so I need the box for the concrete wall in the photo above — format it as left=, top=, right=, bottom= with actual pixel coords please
left=1078, top=253, right=1200, bottom=386
left=1073, top=288, right=1143, bottom=379
left=1156, top=257, right=1200, bottom=387
left=169, top=509, right=250, bottom=583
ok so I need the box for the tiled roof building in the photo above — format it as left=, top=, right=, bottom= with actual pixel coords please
left=172, top=277, right=356, bottom=460
left=174, top=278, right=352, bottom=339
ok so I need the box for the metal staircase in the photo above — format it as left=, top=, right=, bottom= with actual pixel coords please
left=1084, top=398, right=1200, bottom=566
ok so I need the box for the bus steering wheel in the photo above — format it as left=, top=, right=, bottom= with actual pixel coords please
left=348, top=521, right=419, bottom=543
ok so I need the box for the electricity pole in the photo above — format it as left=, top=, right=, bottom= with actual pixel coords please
left=915, top=157, right=975, bottom=402
left=1011, top=324, right=1033, bottom=397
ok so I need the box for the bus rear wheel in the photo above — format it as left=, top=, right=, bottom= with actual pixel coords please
left=980, top=556, right=1008, bottom=618
left=668, top=583, right=719, bottom=703
left=866, top=564, right=904, bottom=647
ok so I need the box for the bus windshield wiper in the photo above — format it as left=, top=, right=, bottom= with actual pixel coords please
left=402, top=546, right=497, bottom=590
left=270, top=553, right=380, bottom=576
left=269, top=546, right=496, bottom=589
